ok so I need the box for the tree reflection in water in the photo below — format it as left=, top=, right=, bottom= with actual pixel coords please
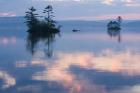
left=107, top=17, right=122, bottom=42
left=25, top=6, right=60, bottom=58
left=26, top=28, right=60, bottom=57
left=107, top=29, right=121, bottom=42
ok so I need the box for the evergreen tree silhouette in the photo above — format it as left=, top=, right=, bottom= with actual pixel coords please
left=117, top=16, right=122, bottom=24
left=43, top=5, right=56, bottom=28
left=25, top=5, right=60, bottom=57
left=25, top=7, right=39, bottom=29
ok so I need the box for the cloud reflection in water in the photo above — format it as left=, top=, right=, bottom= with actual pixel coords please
left=0, top=37, right=16, bottom=45
left=0, top=70, right=16, bottom=89
left=23, top=49, right=140, bottom=93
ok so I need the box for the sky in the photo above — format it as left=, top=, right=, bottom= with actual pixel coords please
left=0, top=0, right=140, bottom=20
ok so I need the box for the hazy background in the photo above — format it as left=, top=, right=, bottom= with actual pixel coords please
left=0, top=0, right=140, bottom=20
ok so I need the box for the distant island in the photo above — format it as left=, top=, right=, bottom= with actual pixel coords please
left=107, top=16, right=122, bottom=30
left=107, top=16, right=122, bottom=42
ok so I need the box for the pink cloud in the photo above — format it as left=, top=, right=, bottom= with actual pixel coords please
left=64, top=13, right=140, bottom=20
left=94, top=13, right=140, bottom=20
left=0, top=12, right=16, bottom=17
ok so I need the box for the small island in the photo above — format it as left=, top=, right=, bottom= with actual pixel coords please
left=25, top=5, right=60, bottom=35
left=107, top=16, right=122, bottom=42
left=107, top=16, right=122, bottom=30
left=25, top=5, right=60, bottom=57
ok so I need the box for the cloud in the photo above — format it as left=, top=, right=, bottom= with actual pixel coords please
left=122, top=0, right=140, bottom=7
left=125, top=3, right=140, bottom=7
left=94, top=13, right=140, bottom=20
left=15, top=51, right=140, bottom=92
left=34, top=0, right=86, bottom=2
left=110, top=85, right=140, bottom=93
left=60, top=13, right=140, bottom=20
left=18, top=48, right=139, bottom=92
left=0, top=0, right=139, bottom=20
left=102, top=0, right=114, bottom=5
left=101, top=0, right=140, bottom=6
left=122, top=0, right=133, bottom=3
left=0, top=12, right=16, bottom=17
left=0, top=70, right=16, bottom=89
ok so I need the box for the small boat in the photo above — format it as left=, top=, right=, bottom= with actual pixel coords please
left=72, top=29, right=80, bottom=32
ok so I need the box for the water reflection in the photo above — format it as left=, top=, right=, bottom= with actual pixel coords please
left=0, top=37, right=16, bottom=45
left=29, top=49, right=140, bottom=93
left=26, top=27, right=60, bottom=58
left=0, top=30, right=140, bottom=92
left=0, top=70, right=16, bottom=89
left=107, top=29, right=121, bottom=42
left=25, top=6, right=60, bottom=58
left=0, top=33, right=140, bottom=93
left=107, top=17, right=122, bottom=42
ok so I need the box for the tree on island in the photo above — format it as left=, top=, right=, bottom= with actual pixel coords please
left=117, top=16, right=122, bottom=24
left=43, top=5, right=55, bottom=27
left=25, top=6, right=39, bottom=29
left=25, top=5, right=60, bottom=57
left=41, top=5, right=60, bottom=33
left=107, top=16, right=122, bottom=43
left=25, top=5, right=60, bottom=34
left=107, top=16, right=122, bottom=30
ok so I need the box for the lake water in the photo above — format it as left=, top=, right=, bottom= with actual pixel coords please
left=0, top=17, right=140, bottom=93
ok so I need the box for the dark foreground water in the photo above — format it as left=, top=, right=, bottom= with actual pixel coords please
left=0, top=18, right=140, bottom=93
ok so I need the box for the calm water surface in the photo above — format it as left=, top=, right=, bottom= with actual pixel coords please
left=0, top=19, right=140, bottom=93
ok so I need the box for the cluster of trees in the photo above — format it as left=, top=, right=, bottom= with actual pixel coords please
left=25, top=5, right=60, bottom=57
left=107, top=16, right=122, bottom=42
left=107, top=16, right=122, bottom=30
left=25, top=5, right=60, bottom=35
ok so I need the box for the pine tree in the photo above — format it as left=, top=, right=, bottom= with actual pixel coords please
left=25, top=6, right=39, bottom=28
left=117, top=16, right=122, bottom=24
left=43, top=5, right=55, bottom=28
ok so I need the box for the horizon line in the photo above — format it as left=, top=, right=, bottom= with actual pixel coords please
left=0, top=16, right=140, bottom=21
